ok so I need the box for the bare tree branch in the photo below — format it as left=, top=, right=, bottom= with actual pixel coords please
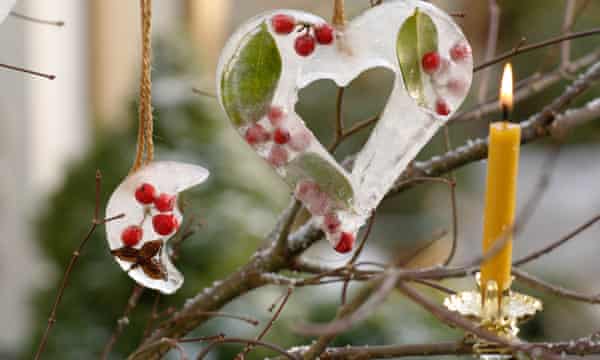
left=127, top=61, right=600, bottom=360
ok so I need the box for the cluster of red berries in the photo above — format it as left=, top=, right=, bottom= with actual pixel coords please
left=271, top=14, right=334, bottom=57
left=420, top=41, right=472, bottom=116
left=120, top=183, right=179, bottom=247
left=244, top=105, right=312, bottom=168
left=295, top=180, right=355, bottom=253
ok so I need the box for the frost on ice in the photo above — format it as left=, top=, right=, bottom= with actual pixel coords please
left=216, top=0, right=473, bottom=252
left=105, top=161, right=209, bottom=294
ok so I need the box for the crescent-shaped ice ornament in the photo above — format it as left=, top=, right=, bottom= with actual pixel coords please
left=105, top=161, right=209, bottom=294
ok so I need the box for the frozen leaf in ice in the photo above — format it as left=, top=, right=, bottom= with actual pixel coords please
left=396, top=8, right=438, bottom=107
left=221, top=22, right=282, bottom=126
left=287, top=152, right=353, bottom=207
left=105, top=161, right=209, bottom=294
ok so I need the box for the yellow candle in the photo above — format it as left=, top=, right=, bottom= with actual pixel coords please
left=481, top=63, right=520, bottom=301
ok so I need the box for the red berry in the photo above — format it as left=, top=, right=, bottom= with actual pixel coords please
left=436, top=99, right=451, bottom=116
left=450, top=42, right=472, bottom=62
left=135, top=183, right=156, bottom=205
left=152, top=214, right=179, bottom=236
left=447, top=78, right=467, bottom=95
left=295, top=181, right=319, bottom=202
left=335, top=232, right=355, bottom=253
left=268, top=106, right=286, bottom=127
left=306, top=189, right=331, bottom=216
left=437, top=57, right=450, bottom=75
left=323, top=212, right=341, bottom=233
left=422, top=51, right=441, bottom=74
left=121, top=226, right=143, bottom=247
left=154, top=193, right=176, bottom=212
left=315, top=24, right=334, bottom=45
left=245, top=123, right=270, bottom=145
left=295, top=34, right=316, bottom=57
left=271, top=14, right=296, bottom=34
left=273, top=127, right=291, bottom=145
left=289, top=127, right=312, bottom=152
left=268, top=145, right=289, bottom=167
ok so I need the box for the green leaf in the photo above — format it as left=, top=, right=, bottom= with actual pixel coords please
left=221, top=22, right=282, bottom=126
left=396, top=8, right=438, bottom=107
left=287, top=153, right=354, bottom=206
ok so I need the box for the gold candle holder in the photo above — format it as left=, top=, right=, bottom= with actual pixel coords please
left=443, top=274, right=542, bottom=359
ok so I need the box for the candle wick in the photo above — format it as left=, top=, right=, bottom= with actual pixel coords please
left=502, top=104, right=511, bottom=122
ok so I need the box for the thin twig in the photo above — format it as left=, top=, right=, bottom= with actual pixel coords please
left=142, top=292, right=162, bottom=339
left=513, top=269, right=600, bottom=305
left=441, top=126, right=458, bottom=266
left=101, top=285, right=145, bottom=360
left=561, top=0, right=577, bottom=69
left=477, top=0, right=501, bottom=104
left=192, top=87, right=217, bottom=99
left=0, top=63, right=55, bottom=79
left=474, top=27, right=600, bottom=72
left=196, top=337, right=299, bottom=360
left=235, top=287, right=293, bottom=359
left=329, top=87, right=346, bottom=152
left=453, top=48, right=600, bottom=124
left=514, top=214, right=600, bottom=267
left=412, top=279, right=456, bottom=295
left=9, top=11, right=64, bottom=26
left=342, top=213, right=377, bottom=304
left=34, top=171, right=124, bottom=360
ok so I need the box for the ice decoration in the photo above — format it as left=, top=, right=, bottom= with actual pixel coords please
left=105, top=161, right=209, bottom=294
left=216, top=0, right=473, bottom=253
left=0, top=0, right=16, bottom=24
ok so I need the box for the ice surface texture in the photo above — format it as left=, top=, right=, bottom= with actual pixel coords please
left=217, top=0, right=473, bottom=251
left=105, top=162, right=209, bottom=294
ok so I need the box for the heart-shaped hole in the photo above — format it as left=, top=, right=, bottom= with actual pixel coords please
left=296, top=67, right=395, bottom=159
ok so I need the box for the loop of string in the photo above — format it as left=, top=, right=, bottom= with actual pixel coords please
left=131, top=0, right=154, bottom=173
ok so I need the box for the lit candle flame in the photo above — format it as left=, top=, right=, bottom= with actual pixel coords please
left=500, top=63, right=514, bottom=116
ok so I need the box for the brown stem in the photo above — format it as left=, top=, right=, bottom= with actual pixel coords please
left=342, top=213, right=377, bottom=304
left=196, top=337, right=299, bottom=360
left=9, top=11, right=64, bottom=26
left=477, top=0, right=500, bottom=104
left=514, top=214, right=600, bottom=267
left=101, top=285, right=145, bottom=360
left=192, top=87, right=217, bottom=98
left=514, top=269, right=600, bottom=304
left=441, top=126, right=458, bottom=266
left=328, top=87, right=346, bottom=152
left=235, top=288, right=293, bottom=359
left=0, top=63, right=55, bottom=79
left=34, top=171, right=124, bottom=360
left=474, top=27, right=600, bottom=72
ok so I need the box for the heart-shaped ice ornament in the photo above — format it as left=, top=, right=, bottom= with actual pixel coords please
left=105, top=161, right=209, bottom=294
left=217, top=0, right=472, bottom=253
left=0, top=0, right=16, bottom=24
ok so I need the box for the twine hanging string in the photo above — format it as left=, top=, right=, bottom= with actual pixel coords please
left=131, top=0, right=154, bottom=173
left=332, top=0, right=346, bottom=28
